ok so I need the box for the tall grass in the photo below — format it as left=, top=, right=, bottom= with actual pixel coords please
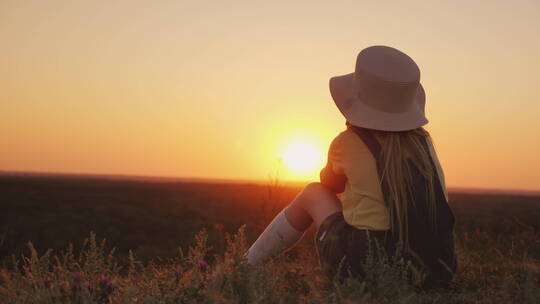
left=1, top=223, right=539, bottom=303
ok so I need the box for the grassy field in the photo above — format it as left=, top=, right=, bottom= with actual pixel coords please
left=0, top=174, right=539, bottom=303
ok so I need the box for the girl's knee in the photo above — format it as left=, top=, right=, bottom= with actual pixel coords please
left=298, top=183, right=340, bottom=211
left=298, top=182, right=341, bottom=227
left=302, top=182, right=335, bottom=199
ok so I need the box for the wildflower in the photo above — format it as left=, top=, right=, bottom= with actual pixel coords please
left=43, top=276, right=53, bottom=288
left=99, top=275, right=114, bottom=293
left=53, top=266, right=64, bottom=273
left=198, top=260, right=208, bottom=273
left=174, top=268, right=182, bottom=282
left=70, top=272, right=83, bottom=293
left=72, top=272, right=83, bottom=282
left=204, top=271, right=216, bottom=286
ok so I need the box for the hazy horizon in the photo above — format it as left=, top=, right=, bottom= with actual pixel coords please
left=2, top=169, right=540, bottom=195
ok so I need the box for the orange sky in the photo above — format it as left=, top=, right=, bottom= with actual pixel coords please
left=1, top=0, right=539, bottom=191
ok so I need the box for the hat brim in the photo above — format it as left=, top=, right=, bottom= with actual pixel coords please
left=329, top=73, right=428, bottom=131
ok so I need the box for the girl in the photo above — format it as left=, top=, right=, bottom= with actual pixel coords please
left=244, top=45, right=457, bottom=289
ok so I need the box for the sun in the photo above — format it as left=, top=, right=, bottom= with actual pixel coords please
left=279, top=140, right=325, bottom=177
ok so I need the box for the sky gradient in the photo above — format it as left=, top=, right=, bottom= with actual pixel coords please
left=1, top=0, right=539, bottom=190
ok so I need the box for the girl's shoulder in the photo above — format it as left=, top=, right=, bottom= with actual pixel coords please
left=330, top=129, right=371, bottom=155
left=330, top=129, right=354, bottom=149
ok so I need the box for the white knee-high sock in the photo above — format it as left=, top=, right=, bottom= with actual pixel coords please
left=245, top=207, right=304, bottom=265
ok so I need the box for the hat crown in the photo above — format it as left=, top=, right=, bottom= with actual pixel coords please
left=328, top=45, right=428, bottom=131
left=353, top=46, right=422, bottom=114
left=355, top=45, right=420, bottom=84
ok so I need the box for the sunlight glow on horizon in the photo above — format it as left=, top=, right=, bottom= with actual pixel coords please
left=279, top=138, right=325, bottom=180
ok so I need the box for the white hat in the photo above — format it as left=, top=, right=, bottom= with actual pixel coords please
left=330, top=45, right=428, bottom=131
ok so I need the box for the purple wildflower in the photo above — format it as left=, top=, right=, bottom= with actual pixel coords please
left=174, top=269, right=182, bottom=281
left=198, top=260, right=208, bottom=273
left=203, top=271, right=216, bottom=287
left=99, top=275, right=114, bottom=293
left=72, top=272, right=83, bottom=282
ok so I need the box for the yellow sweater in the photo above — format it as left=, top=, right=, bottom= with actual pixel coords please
left=320, top=129, right=448, bottom=231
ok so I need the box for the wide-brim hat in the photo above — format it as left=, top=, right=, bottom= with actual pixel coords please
left=330, top=45, right=428, bottom=131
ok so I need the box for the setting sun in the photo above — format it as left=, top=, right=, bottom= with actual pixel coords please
left=279, top=140, right=325, bottom=178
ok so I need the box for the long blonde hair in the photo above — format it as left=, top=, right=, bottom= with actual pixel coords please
left=371, top=127, right=437, bottom=249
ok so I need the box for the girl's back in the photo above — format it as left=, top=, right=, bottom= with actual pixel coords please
left=321, top=124, right=457, bottom=288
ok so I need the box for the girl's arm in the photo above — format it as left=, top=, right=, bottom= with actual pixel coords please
left=319, top=161, right=346, bottom=194
left=320, top=133, right=347, bottom=194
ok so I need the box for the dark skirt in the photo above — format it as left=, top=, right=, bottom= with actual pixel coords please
left=315, top=211, right=457, bottom=289
left=315, top=211, right=392, bottom=279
